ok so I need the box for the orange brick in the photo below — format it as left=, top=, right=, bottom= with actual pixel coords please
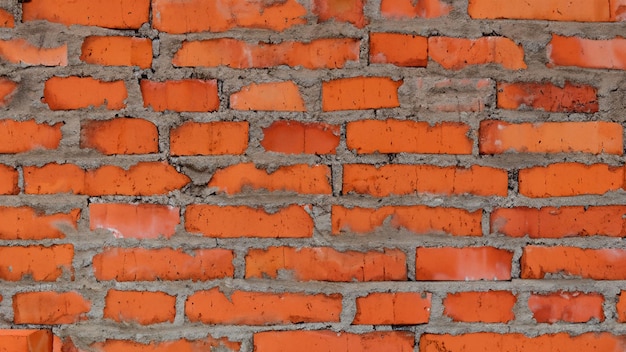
left=322, top=76, right=402, bottom=111
left=347, top=119, right=472, bottom=154
left=416, top=247, right=513, bottom=280
left=443, top=291, right=516, bottom=323
left=497, top=81, right=598, bottom=113
left=369, top=33, right=427, bottom=67
left=186, top=288, right=341, bottom=325
left=491, top=206, right=626, bottom=238
left=0, top=206, right=79, bottom=240
left=343, top=164, right=508, bottom=197
left=152, top=0, right=307, bottom=33
left=618, top=291, right=626, bottom=322
left=0, top=330, right=52, bottom=352
left=104, top=290, right=175, bottom=325
left=421, top=333, right=626, bottom=352
left=22, top=0, right=149, bottom=29
left=208, top=163, right=331, bottom=195
left=254, top=331, right=414, bottom=352
left=0, top=119, right=62, bottom=153
left=521, top=246, right=626, bottom=280
left=353, top=292, right=431, bottom=325
left=416, top=78, right=494, bottom=112
left=91, top=337, right=241, bottom=352
left=52, top=336, right=78, bottom=352
left=246, top=246, right=406, bottom=281
left=174, top=38, right=359, bottom=69
left=313, top=0, right=367, bottom=28
left=0, top=245, right=73, bottom=281
left=93, top=247, right=234, bottom=281
left=261, top=121, right=340, bottom=154
left=479, top=121, right=622, bottom=154
left=230, top=82, right=306, bottom=111
left=0, top=164, right=18, bottom=194
left=0, top=78, right=17, bottom=107
left=529, top=292, right=604, bottom=323
left=332, top=205, right=482, bottom=236
left=185, top=204, right=313, bottom=238
left=81, top=36, right=152, bottom=69
left=0, top=9, right=14, bottom=28
left=380, top=0, right=451, bottom=18
left=170, top=121, right=248, bottom=156
left=80, top=118, right=158, bottom=155
left=43, top=76, right=127, bottom=110
left=429, top=36, right=526, bottom=70
left=13, top=291, right=90, bottom=325
left=0, top=39, right=67, bottom=66
left=24, top=162, right=190, bottom=196
left=89, top=203, right=180, bottom=240
left=140, top=79, right=219, bottom=112
left=518, top=163, right=624, bottom=197
left=548, top=35, right=626, bottom=70
left=469, top=0, right=614, bottom=21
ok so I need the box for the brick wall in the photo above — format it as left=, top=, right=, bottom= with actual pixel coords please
left=0, top=0, right=625, bottom=351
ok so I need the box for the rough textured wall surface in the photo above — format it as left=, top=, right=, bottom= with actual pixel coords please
left=0, top=0, right=625, bottom=351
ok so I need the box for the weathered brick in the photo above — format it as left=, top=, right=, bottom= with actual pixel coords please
left=353, top=292, right=431, bottom=325
left=170, top=121, right=248, bottom=156
left=91, top=337, right=241, bottom=352
left=0, top=39, right=67, bottom=66
left=416, top=247, right=513, bottom=280
left=140, top=79, right=219, bottom=112
left=254, top=331, right=414, bottom=352
left=89, top=203, right=180, bottom=239
left=313, top=0, right=367, bottom=28
left=0, top=330, right=52, bottom=352
left=0, top=119, right=62, bottom=153
left=104, top=290, right=176, bottom=325
left=443, top=291, right=516, bottom=323
left=0, top=78, right=17, bottom=107
left=496, top=81, right=598, bottom=113
left=0, top=9, right=14, bottom=28
left=44, top=76, right=127, bottom=110
left=261, top=121, right=340, bottom=154
left=380, top=0, right=451, bottom=18
left=518, top=163, right=624, bottom=197
left=369, top=33, right=428, bottom=67
left=548, top=35, right=626, bottom=70
left=429, top=36, right=526, bottom=70
left=528, top=292, right=604, bottom=323
left=0, top=245, right=73, bottom=281
left=81, top=36, right=152, bottom=69
left=230, top=82, right=306, bottom=111
left=416, top=78, right=494, bottom=112
left=13, top=291, right=90, bottom=324
left=0, top=206, right=79, bottom=240
left=80, top=118, right=158, bottom=155
left=522, top=246, right=626, bottom=280
left=469, top=0, right=617, bottom=21
left=322, top=77, right=402, bottom=111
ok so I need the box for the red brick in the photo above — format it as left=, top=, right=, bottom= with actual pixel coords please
left=0, top=245, right=73, bottom=281
left=208, top=163, right=331, bottom=195
left=93, top=247, right=234, bottom=281
left=24, top=162, right=190, bottom=196
left=491, top=206, right=626, bottom=238
left=152, top=0, right=307, bottom=33
left=347, top=119, right=472, bottom=154
left=529, top=292, right=604, bottom=323
left=0, top=78, right=17, bottom=107
left=380, top=0, right=451, bottom=18
left=22, top=0, right=149, bottom=28
left=353, top=292, right=431, bottom=325
left=343, top=164, right=508, bottom=197
left=141, top=79, right=219, bottom=112
left=518, top=163, right=624, bottom=197
left=416, top=247, right=513, bottom=280
left=0, top=39, right=67, bottom=66
left=479, top=121, right=622, bottom=154
left=185, top=204, right=313, bottom=238
left=261, top=121, right=340, bottom=154
left=420, top=333, right=626, bottom=352
left=497, top=81, right=598, bottom=113
left=104, top=290, right=175, bottom=325
left=0, top=119, right=62, bottom=153
left=548, top=35, right=626, bottom=70
left=81, top=36, right=152, bottom=69
left=43, top=76, right=127, bottom=110
left=0, top=206, right=79, bottom=240
left=429, top=36, right=526, bottom=70
left=174, top=38, right=359, bottom=69
left=0, top=9, right=14, bottom=28
left=52, top=336, right=78, bottom=352
left=254, top=331, right=414, bottom=352
left=89, top=203, right=180, bottom=240
left=313, top=0, right=367, bottom=28
left=81, top=118, right=158, bottom=155
left=469, top=0, right=616, bottom=21
left=322, top=77, right=402, bottom=111
left=369, top=33, right=427, bottom=67
left=13, top=291, right=90, bottom=324
left=617, top=291, right=626, bottom=322
left=416, top=78, right=494, bottom=112
left=0, top=164, right=18, bottom=194
left=91, top=337, right=241, bottom=352
left=246, top=247, right=406, bottom=281
left=521, top=246, right=626, bottom=280
left=0, top=330, right=52, bottom=352
left=443, top=291, right=516, bottom=323
left=170, top=121, right=248, bottom=156
left=230, top=82, right=306, bottom=111
left=332, top=205, right=482, bottom=236
left=186, top=288, right=341, bottom=325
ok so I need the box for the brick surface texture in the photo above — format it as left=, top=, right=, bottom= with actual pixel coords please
left=0, top=0, right=626, bottom=351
